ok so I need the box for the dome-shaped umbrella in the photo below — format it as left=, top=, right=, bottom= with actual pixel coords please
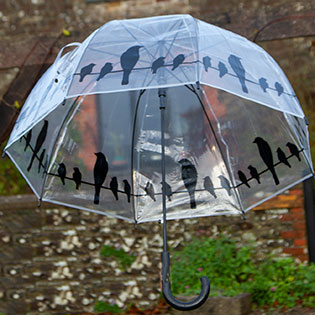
left=3, top=15, right=314, bottom=310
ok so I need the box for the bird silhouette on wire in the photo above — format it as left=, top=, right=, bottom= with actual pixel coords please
left=97, top=62, right=113, bottom=81
left=24, top=130, right=32, bottom=151
left=161, top=181, right=172, bottom=201
left=238, top=170, right=250, bottom=188
left=79, top=63, right=96, bottom=82
left=151, top=57, right=165, bottom=74
left=27, top=120, right=48, bottom=172
left=145, top=181, right=156, bottom=201
left=286, top=142, right=301, bottom=161
left=203, top=176, right=217, bottom=198
left=172, top=54, right=185, bottom=71
left=73, top=167, right=82, bottom=190
left=258, top=77, right=268, bottom=92
left=179, top=159, right=197, bottom=209
left=110, top=177, right=119, bottom=201
left=38, top=149, right=46, bottom=173
left=248, top=165, right=260, bottom=184
left=253, top=137, right=279, bottom=185
left=219, top=175, right=232, bottom=196
left=123, top=179, right=131, bottom=203
left=120, top=45, right=142, bottom=85
left=218, top=61, right=228, bottom=78
left=93, top=152, right=108, bottom=204
left=58, top=163, right=67, bottom=185
left=202, top=56, right=211, bottom=72
left=277, top=148, right=291, bottom=168
left=275, top=82, right=284, bottom=96
left=228, top=54, right=248, bottom=93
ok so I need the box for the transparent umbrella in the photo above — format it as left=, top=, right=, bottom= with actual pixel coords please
left=3, top=14, right=314, bottom=310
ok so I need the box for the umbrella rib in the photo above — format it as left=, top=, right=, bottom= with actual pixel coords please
left=187, top=84, right=245, bottom=212
left=120, top=22, right=155, bottom=60
left=130, top=89, right=146, bottom=220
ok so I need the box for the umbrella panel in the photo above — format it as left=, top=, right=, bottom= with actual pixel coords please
left=202, top=86, right=313, bottom=211
left=5, top=97, right=77, bottom=198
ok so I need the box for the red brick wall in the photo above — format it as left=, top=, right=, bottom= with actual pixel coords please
left=254, top=188, right=308, bottom=262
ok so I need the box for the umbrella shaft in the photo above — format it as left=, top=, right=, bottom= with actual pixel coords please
left=159, top=88, right=168, bottom=253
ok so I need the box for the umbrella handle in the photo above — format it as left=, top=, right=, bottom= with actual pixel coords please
left=161, top=252, right=210, bottom=311
left=55, top=42, right=81, bottom=63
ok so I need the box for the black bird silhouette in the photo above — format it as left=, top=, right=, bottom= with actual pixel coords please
left=202, top=56, right=211, bottom=72
left=27, top=120, right=48, bottom=172
left=58, top=163, right=67, bottom=185
left=238, top=170, right=250, bottom=188
left=79, top=63, right=96, bottom=82
left=277, top=147, right=291, bottom=168
left=93, top=152, right=108, bottom=204
left=218, top=61, right=228, bottom=78
left=120, top=45, right=142, bottom=85
left=228, top=54, right=248, bottom=93
left=145, top=181, right=156, bottom=201
left=97, top=62, right=113, bottom=81
left=123, top=179, right=131, bottom=203
left=151, top=57, right=165, bottom=74
left=172, top=54, right=185, bottom=71
left=248, top=165, right=260, bottom=184
left=24, top=130, right=32, bottom=151
left=161, top=181, right=172, bottom=201
left=110, top=177, right=119, bottom=201
left=275, top=82, right=284, bottom=96
left=178, top=159, right=197, bottom=209
left=203, top=176, right=217, bottom=198
left=73, top=167, right=82, bottom=190
left=258, top=77, right=268, bottom=92
left=218, top=175, right=232, bottom=196
left=38, top=149, right=46, bottom=173
left=286, top=142, right=301, bottom=161
left=253, top=137, right=279, bottom=185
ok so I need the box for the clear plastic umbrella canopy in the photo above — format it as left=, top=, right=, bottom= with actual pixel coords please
left=4, top=14, right=313, bottom=224
left=4, top=14, right=314, bottom=310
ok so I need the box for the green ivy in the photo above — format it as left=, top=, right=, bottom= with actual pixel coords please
left=0, top=142, right=30, bottom=195
left=94, top=301, right=122, bottom=313
left=170, top=236, right=315, bottom=308
left=100, top=245, right=136, bottom=271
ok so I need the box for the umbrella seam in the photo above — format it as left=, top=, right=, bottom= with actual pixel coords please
left=197, top=85, right=246, bottom=213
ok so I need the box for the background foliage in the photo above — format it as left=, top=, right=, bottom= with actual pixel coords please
left=171, top=236, right=315, bottom=308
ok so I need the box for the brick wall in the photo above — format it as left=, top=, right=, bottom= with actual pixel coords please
left=0, top=187, right=309, bottom=314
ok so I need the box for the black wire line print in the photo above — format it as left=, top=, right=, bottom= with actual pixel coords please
left=75, top=47, right=295, bottom=97
left=22, top=132, right=304, bottom=201
left=236, top=139, right=303, bottom=188
left=27, top=120, right=48, bottom=172
left=22, top=134, right=46, bottom=173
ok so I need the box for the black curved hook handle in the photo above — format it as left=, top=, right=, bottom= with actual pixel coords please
left=161, top=252, right=210, bottom=311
